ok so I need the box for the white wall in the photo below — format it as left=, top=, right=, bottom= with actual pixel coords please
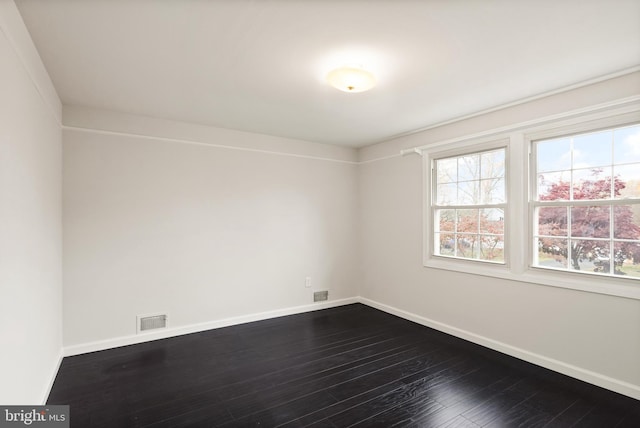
left=358, top=72, right=640, bottom=399
left=0, top=2, right=63, bottom=404
left=4, top=0, right=637, bottom=401
left=62, top=109, right=359, bottom=348
left=61, top=73, right=640, bottom=401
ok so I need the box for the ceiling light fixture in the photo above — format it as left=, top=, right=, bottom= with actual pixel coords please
left=326, top=66, right=376, bottom=93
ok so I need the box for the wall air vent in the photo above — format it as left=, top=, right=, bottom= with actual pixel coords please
left=137, top=314, right=168, bottom=333
left=313, top=291, right=328, bottom=302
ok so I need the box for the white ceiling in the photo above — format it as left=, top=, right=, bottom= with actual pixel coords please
left=15, top=0, right=640, bottom=148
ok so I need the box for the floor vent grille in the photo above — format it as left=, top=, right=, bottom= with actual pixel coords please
left=138, top=314, right=168, bottom=333
left=314, top=291, right=329, bottom=302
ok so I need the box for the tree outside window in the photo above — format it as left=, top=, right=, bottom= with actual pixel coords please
left=534, top=124, right=640, bottom=278
left=433, top=147, right=506, bottom=263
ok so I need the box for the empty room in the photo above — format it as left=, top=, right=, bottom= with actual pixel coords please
left=1, top=0, right=640, bottom=426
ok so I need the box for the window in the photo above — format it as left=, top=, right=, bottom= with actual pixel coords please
left=432, top=145, right=507, bottom=264
left=420, top=103, right=640, bottom=299
left=532, top=123, right=640, bottom=279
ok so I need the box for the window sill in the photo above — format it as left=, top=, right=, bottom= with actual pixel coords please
left=424, top=257, right=640, bottom=300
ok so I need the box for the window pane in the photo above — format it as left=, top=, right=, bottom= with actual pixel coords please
left=536, top=238, right=568, bottom=269
left=481, top=150, right=505, bottom=179
left=436, top=209, right=456, bottom=232
left=457, top=209, right=478, bottom=233
left=480, top=178, right=505, bottom=204
left=458, top=154, right=480, bottom=181
left=537, top=206, right=568, bottom=236
left=570, top=240, right=610, bottom=274
left=572, top=167, right=612, bottom=200
left=455, top=234, right=478, bottom=259
left=537, top=171, right=570, bottom=201
left=572, top=130, right=612, bottom=168
left=437, top=158, right=457, bottom=184
left=458, top=180, right=479, bottom=205
left=537, top=138, right=571, bottom=173
left=570, top=206, right=610, bottom=238
left=613, top=163, right=640, bottom=199
left=613, top=205, right=640, bottom=239
left=613, top=241, right=640, bottom=278
left=614, top=125, right=640, bottom=164
left=481, top=208, right=504, bottom=234
left=435, top=233, right=455, bottom=256
left=432, top=146, right=506, bottom=265
left=437, top=183, right=457, bottom=205
left=479, top=235, right=504, bottom=262
left=533, top=123, right=640, bottom=282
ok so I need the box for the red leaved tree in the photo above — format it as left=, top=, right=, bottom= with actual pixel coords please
left=538, top=169, right=640, bottom=273
left=439, top=210, right=504, bottom=260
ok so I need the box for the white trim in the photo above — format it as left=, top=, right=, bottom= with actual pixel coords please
left=509, top=132, right=529, bottom=275
left=41, top=350, right=64, bottom=405
left=400, top=148, right=423, bottom=157
left=524, top=115, right=640, bottom=293
left=424, top=137, right=512, bottom=268
left=359, top=297, right=640, bottom=401
left=403, top=96, right=640, bottom=155
left=358, top=153, right=403, bottom=164
left=63, top=125, right=359, bottom=165
left=418, top=103, right=640, bottom=300
left=52, top=296, right=640, bottom=402
left=63, top=96, right=640, bottom=167
left=419, top=258, right=640, bottom=300
left=0, top=1, right=62, bottom=125
left=63, top=297, right=358, bottom=356
left=385, top=67, right=640, bottom=146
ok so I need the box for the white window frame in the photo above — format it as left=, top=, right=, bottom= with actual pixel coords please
left=527, top=116, right=640, bottom=281
left=426, top=138, right=511, bottom=268
left=418, top=98, right=640, bottom=300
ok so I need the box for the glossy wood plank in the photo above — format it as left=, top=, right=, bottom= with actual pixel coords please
left=47, top=303, right=640, bottom=427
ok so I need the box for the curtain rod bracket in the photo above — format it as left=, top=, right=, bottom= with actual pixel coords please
left=400, top=148, right=422, bottom=157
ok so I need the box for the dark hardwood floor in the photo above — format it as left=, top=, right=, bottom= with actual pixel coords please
left=47, top=304, right=640, bottom=427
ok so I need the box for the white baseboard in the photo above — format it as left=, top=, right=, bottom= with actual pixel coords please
left=42, top=349, right=64, bottom=405
left=58, top=296, right=639, bottom=401
left=359, top=297, right=640, bottom=401
left=63, top=297, right=358, bottom=357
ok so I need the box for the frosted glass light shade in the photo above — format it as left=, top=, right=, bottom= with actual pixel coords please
left=326, top=67, right=376, bottom=93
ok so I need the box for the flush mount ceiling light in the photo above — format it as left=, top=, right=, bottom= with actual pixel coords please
left=326, top=66, right=376, bottom=93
